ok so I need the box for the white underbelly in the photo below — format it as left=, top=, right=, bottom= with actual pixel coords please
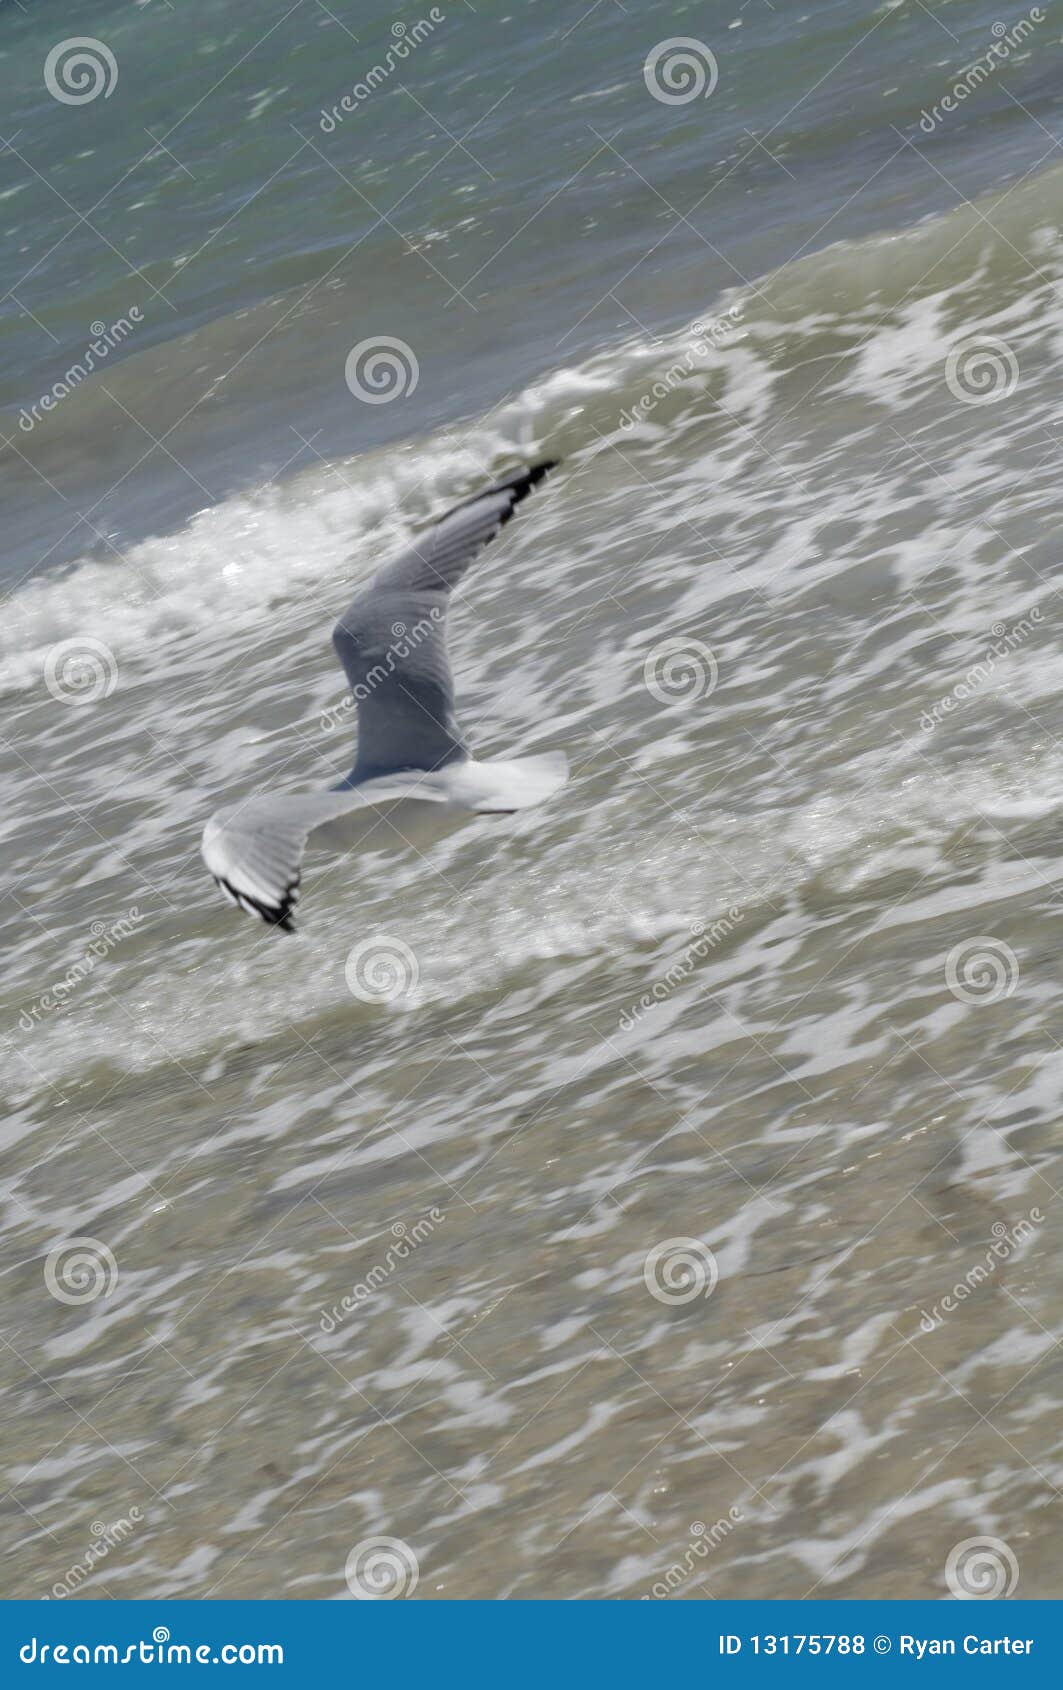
left=313, top=796, right=467, bottom=857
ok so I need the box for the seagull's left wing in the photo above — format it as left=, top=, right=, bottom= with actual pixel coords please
left=201, top=791, right=360, bottom=932
left=201, top=778, right=452, bottom=933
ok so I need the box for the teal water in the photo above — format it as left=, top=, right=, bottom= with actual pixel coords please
left=0, top=0, right=1055, bottom=575
left=1, top=0, right=1062, bottom=1603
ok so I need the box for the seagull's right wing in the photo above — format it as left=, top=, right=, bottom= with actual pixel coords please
left=332, top=460, right=558, bottom=781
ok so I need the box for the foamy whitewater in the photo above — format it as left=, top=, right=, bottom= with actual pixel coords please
left=1, top=0, right=1061, bottom=1601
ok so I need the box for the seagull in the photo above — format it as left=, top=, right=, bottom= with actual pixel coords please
left=201, top=460, right=568, bottom=932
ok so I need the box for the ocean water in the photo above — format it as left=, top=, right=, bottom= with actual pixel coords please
left=1, top=0, right=1062, bottom=1601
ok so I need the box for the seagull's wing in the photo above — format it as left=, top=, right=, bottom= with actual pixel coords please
left=201, top=778, right=451, bottom=933
left=332, top=460, right=558, bottom=780
left=201, top=790, right=361, bottom=933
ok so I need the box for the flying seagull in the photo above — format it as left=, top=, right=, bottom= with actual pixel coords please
left=201, top=460, right=568, bottom=932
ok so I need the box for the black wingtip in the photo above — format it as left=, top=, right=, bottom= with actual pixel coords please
left=487, top=458, right=560, bottom=529
left=464, top=458, right=560, bottom=512
left=516, top=458, right=560, bottom=495
left=212, top=873, right=299, bottom=935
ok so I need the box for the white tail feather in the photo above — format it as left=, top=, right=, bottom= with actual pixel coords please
left=454, top=752, right=570, bottom=813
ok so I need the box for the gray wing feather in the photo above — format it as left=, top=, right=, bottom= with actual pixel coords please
left=201, top=790, right=363, bottom=932
left=202, top=777, right=455, bottom=933
left=332, top=461, right=557, bottom=780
